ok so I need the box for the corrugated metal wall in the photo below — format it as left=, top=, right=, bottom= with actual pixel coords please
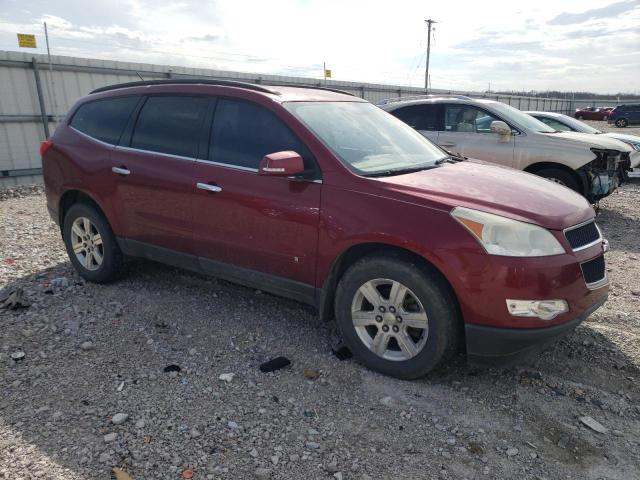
left=0, top=49, right=581, bottom=187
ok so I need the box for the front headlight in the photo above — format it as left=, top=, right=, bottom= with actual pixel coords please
left=631, top=143, right=640, bottom=152
left=451, top=207, right=565, bottom=257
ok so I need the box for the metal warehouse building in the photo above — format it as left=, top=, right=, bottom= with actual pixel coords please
left=0, top=50, right=582, bottom=187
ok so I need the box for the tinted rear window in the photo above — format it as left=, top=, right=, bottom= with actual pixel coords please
left=70, top=96, right=139, bottom=144
left=391, top=104, right=441, bottom=131
left=131, top=96, right=208, bottom=158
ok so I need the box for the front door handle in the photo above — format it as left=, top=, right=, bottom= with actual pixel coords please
left=112, top=166, right=130, bottom=175
left=197, top=182, right=222, bottom=193
left=440, top=142, right=456, bottom=147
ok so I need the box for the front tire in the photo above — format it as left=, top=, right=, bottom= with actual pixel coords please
left=62, top=203, right=124, bottom=283
left=615, top=118, right=628, bottom=128
left=334, top=255, right=460, bottom=379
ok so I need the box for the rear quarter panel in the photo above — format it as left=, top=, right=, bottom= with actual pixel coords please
left=43, top=125, right=122, bottom=233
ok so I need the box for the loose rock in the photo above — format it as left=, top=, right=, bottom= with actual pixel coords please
left=254, top=468, right=271, bottom=479
left=112, top=413, right=129, bottom=425
left=580, top=416, right=608, bottom=434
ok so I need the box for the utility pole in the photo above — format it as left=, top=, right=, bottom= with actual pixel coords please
left=44, top=22, right=59, bottom=128
left=425, top=19, right=436, bottom=92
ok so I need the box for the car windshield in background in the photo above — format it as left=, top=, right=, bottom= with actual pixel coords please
left=284, top=102, right=447, bottom=176
left=490, top=102, right=557, bottom=133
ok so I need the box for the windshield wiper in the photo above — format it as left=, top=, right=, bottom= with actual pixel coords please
left=435, top=154, right=464, bottom=164
left=365, top=164, right=439, bottom=178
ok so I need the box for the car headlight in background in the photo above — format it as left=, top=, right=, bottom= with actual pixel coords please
left=451, top=207, right=565, bottom=257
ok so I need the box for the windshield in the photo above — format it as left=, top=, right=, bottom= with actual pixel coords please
left=489, top=102, right=557, bottom=133
left=284, top=102, right=447, bottom=176
left=552, top=114, right=601, bottom=134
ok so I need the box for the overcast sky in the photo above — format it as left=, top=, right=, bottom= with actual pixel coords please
left=1, top=0, right=639, bottom=93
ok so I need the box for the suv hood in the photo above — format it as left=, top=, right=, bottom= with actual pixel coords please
left=603, top=132, right=640, bottom=145
left=377, top=161, right=593, bottom=230
left=545, top=131, right=633, bottom=152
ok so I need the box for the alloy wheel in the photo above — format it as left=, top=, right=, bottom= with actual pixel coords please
left=350, top=278, right=429, bottom=361
left=70, top=217, right=104, bottom=271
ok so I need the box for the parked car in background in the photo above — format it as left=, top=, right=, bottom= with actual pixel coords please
left=574, top=107, right=610, bottom=121
left=526, top=111, right=640, bottom=169
left=42, top=80, right=609, bottom=379
left=380, top=96, right=630, bottom=202
left=608, top=104, right=640, bottom=128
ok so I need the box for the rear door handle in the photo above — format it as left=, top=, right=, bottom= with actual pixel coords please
left=197, top=182, right=222, bottom=193
left=112, top=166, right=130, bottom=175
left=440, top=142, right=456, bottom=147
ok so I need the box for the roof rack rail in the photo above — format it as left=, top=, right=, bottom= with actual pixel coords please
left=274, top=84, right=356, bottom=97
left=90, top=78, right=278, bottom=95
left=379, top=94, right=472, bottom=105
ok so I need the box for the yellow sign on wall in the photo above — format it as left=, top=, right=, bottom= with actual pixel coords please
left=324, top=69, right=332, bottom=79
left=17, top=33, right=37, bottom=48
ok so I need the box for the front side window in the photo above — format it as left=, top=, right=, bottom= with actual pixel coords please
left=131, top=96, right=208, bottom=158
left=210, top=99, right=314, bottom=171
left=70, top=96, right=140, bottom=144
left=391, top=104, right=441, bottom=131
left=444, top=105, right=500, bottom=133
left=284, top=101, right=447, bottom=176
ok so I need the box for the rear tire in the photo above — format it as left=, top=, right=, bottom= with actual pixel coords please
left=535, top=168, right=581, bottom=194
left=615, top=118, right=628, bottom=128
left=577, top=115, right=584, bottom=120
left=62, top=203, right=124, bottom=283
left=334, top=255, right=460, bottom=379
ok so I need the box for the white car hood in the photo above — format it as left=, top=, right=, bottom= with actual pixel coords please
left=551, top=131, right=634, bottom=152
left=603, top=132, right=640, bottom=145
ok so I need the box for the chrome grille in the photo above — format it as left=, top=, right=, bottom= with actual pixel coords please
left=565, top=221, right=601, bottom=251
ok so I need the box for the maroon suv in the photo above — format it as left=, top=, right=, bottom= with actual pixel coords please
left=42, top=80, right=609, bottom=379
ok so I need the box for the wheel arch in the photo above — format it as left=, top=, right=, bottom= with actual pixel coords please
left=58, top=189, right=109, bottom=231
left=523, top=161, right=587, bottom=195
left=319, top=242, right=462, bottom=328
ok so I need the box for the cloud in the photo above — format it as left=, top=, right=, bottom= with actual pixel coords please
left=548, top=0, right=640, bottom=25
left=185, top=34, right=222, bottom=43
left=0, top=0, right=638, bottom=94
left=41, top=14, right=73, bottom=29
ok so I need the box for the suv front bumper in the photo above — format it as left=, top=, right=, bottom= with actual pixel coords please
left=465, top=295, right=606, bottom=366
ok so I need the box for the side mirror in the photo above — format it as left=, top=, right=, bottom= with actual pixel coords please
left=490, top=120, right=511, bottom=136
left=258, top=151, right=305, bottom=177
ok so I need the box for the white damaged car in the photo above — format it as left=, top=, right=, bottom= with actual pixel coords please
left=526, top=111, right=640, bottom=170
left=381, top=96, right=634, bottom=202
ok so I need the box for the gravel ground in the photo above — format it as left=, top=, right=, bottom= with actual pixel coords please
left=1, top=181, right=639, bottom=480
